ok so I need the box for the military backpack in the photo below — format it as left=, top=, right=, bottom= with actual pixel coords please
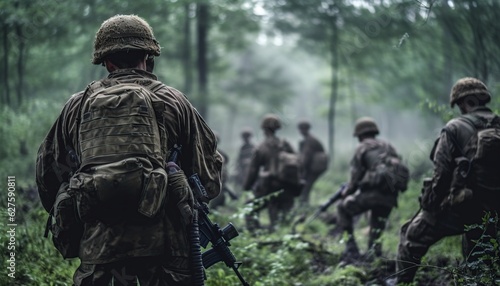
left=45, top=78, right=169, bottom=258
left=460, top=114, right=500, bottom=193
left=361, top=143, right=410, bottom=193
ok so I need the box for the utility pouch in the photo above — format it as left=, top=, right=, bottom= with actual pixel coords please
left=419, top=177, right=435, bottom=211
left=138, top=167, right=168, bottom=218
left=92, top=157, right=148, bottom=203
left=71, top=157, right=154, bottom=223
left=45, top=182, right=83, bottom=259
left=446, top=157, right=473, bottom=209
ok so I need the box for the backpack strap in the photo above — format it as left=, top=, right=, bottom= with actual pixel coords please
left=441, top=115, right=479, bottom=157
left=461, top=114, right=483, bottom=130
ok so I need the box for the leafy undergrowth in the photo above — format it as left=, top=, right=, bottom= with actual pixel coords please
left=1, top=179, right=498, bottom=285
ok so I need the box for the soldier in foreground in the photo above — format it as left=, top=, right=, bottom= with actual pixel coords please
left=36, top=15, right=222, bottom=285
left=297, top=120, right=328, bottom=207
left=337, top=117, right=407, bottom=260
left=243, top=114, right=301, bottom=232
left=392, top=78, right=500, bottom=285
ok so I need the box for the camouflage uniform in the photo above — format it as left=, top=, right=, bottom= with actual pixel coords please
left=243, top=115, right=297, bottom=232
left=298, top=129, right=326, bottom=205
left=396, top=78, right=500, bottom=283
left=337, top=137, right=400, bottom=257
left=210, top=149, right=231, bottom=209
left=36, top=15, right=222, bottom=286
left=235, top=131, right=255, bottom=188
left=396, top=106, right=500, bottom=283
left=243, top=135, right=296, bottom=231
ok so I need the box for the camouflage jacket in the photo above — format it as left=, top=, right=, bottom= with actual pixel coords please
left=219, top=149, right=229, bottom=183
left=237, top=142, right=254, bottom=174
left=426, top=106, right=497, bottom=211
left=243, top=135, right=294, bottom=191
left=345, top=138, right=399, bottom=204
left=36, top=68, right=222, bottom=264
left=298, top=133, right=325, bottom=176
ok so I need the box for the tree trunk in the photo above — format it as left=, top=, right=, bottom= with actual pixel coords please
left=183, top=3, right=193, bottom=95
left=196, top=3, right=209, bottom=119
left=2, top=23, right=10, bottom=106
left=15, top=23, right=25, bottom=106
left=442, top=19, right=453, bottom=97
left=327, top=15, right=339, bottom=161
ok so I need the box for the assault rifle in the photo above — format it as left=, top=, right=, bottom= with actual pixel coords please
left=168, top=145, right=250, bottom=286
left=304, top=183, right=347, bottom=226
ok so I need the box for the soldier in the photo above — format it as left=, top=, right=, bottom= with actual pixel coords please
left=297, top=120, right=327, bottom=206
left=36, top=15, right=222, bottom=285
left=392, top=78, right=500, bottom=285
left=243, top=114, right=300, bottom=232
left=337, top=117, right=403, bottom=260
left=235, top=128, right=255, bottom=189
left=210, top=133, right=237, bottom=209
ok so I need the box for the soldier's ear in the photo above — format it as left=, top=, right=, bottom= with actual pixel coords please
left=104, top=60, right=118, bottom=73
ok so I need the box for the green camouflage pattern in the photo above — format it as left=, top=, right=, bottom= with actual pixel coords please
left=396, top=107, right=500, bottom=283
left=298, top=133, right=326, bottom=205
left=337, top=137, right=400, bottom=256
left=36, top=68, right=222, bottom=265
left=243, top=135, right=296, bottom=231
left=449, top=77, right=490, bottom=107
left=92, top=15, right=161, bottom=64
left=353, top=117, right=379, bottom=137
left=235, top=140, right=254, bottom=188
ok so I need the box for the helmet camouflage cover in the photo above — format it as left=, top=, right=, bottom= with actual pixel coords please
left=241, top=127, right=253, bottom=137
left=449, top=77, right=491, bottom=107
left=297, top=120, right=311, bottom=130
left=261, top=114, right=281, bottom=131
left=92, top=14, right=161, bottom=65
left=353, top=117, right=379, bottom=137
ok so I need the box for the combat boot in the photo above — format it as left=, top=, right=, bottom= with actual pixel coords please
left=340, top=235, right=361, bottom=265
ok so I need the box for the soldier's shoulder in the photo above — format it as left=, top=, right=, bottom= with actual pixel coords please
left=154, top=82, right=187, bottom=99
left=64, top=90, right=86, bottom=113
left=443, top=117, right=471, bottom=133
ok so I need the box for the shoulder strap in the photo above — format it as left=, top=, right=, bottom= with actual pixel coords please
left=461, top=114, right=483, bottom=130
left=440, top=115, right=480, bottom=157
left=75, top=81, right=104, bottom=163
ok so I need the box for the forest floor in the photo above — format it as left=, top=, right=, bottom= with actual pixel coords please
left=1, top=180, right=498, bottom=286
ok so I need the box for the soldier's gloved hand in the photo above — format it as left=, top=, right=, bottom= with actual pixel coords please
left=168, top=170, right=195, bottom=225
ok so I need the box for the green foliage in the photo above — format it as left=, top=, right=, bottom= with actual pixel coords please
left=451, top=213, right=500, bottom=285
left=0, top=208, right=78, bottom=286
left=0, top=99, right=63, bottom=185
left=1, top=169, right=495, bottom=285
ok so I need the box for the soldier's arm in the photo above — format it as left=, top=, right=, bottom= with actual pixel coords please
left=344, top=147, right=366, bottom=196
left=159, top=86, right=223, bottom=200
left=301, top=139, right=315, bottom=172
left=36, top=93, right=82, bottom=212
left=243, top=150, right=261, bottom=190
left=429, top=128, right=456, bottom=205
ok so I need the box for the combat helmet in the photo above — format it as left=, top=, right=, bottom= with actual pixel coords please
left=353, top=117, right=379, bottom=137
left=92, top=15, right=161, bottom=65
left=450, top=77, right=491, bottom=107
left=261, top=114, right=281, bottom=131
left=297, top=120, right=311, bottom=130
left=241, top=127, right=253, bottom=138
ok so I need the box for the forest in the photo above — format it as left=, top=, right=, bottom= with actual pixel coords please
left=1, top=0, right=500, bottom=285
